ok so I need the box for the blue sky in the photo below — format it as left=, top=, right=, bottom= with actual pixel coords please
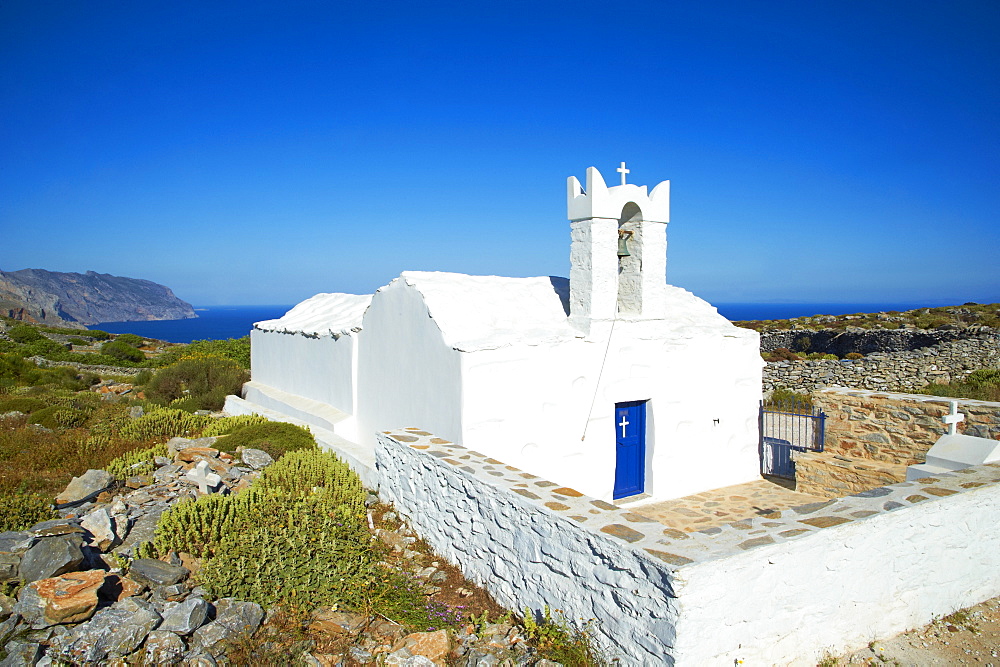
left=2, top=1, right=998, bottom=307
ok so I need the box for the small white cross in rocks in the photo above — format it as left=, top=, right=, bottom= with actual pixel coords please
left=943, top=400, right=965, bottom=436
left=617, top=161, right=629, bottom=185
left=186, top=460, right=221, bottom=494
left=619, top=414, right=629, bottom=438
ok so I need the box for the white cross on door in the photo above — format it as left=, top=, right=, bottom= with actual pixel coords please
left=619, top=414, right=629, bottom=438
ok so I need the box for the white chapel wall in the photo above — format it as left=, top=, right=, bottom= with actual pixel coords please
left=460, top=321, right=762, bottom=502
left=249, top=328, right=357, bottom=414
left=355, top=280, right=463, bottom=446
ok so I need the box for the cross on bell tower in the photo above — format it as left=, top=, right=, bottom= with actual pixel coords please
left=566, top=165, right=670, bottom=330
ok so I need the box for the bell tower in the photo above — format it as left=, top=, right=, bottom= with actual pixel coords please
left=566, top=164, right=670, bottom=330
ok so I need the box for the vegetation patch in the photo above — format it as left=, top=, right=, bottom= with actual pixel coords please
left=213, top=421, right=317, bottom=459
left=918, top=369, right=1000, bottom=402
left=0, top=491, right=56, bottom=532
left=145, top=356, right=248, bottom=412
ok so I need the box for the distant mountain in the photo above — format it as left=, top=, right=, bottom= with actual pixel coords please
left=0, top=268, right=196, bottom=328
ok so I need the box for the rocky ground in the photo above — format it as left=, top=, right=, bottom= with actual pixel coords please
left=830, top=596, right=1000, bottom=666
left=0, top=433, right=564, bottom=666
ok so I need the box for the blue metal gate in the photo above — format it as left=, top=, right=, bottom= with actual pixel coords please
left=760, top=401, right=826, bottom=479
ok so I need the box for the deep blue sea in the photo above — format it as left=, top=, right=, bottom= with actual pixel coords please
left=89, top=306, right=293, bottom=344
left=90, top=301, right=943, bottom=344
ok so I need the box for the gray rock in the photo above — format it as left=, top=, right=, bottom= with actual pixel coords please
left=129, top=559, right=189, bottom=587
left=144, top=629, right=186, bottom=665
left=55, top=469, right=114, bottom=506
left=191, top=599, right=263, bottom=656
left=159, top=597, right=209, bottom=636
left=29, top=519, right=83, bottom=537
left=154, top=464, right=184, bottom=482
left=166, top=437, right=193, bottom=455
left=18, top=534, right=84, bottom=583
left=0, top=554, right=20, bottom=582
left=240, top=448, right=273, bottom=470
left=81, top=508, right=119, bottom=551
left=180, top=651, right=217, bottom=666
left=0, top=531, right=35, bottom=554
left=128, top=405, right=144, bottom=419
left=0, top=640, right=41, bottom=667
left=214, top=598, right=264, bottom=634
left=13, top=583, right=49, bottom=629
left=113, top=505, right=166, bottom=557
left=60, top=597, right=162, bottom=663
left=0, top=411, right=25, bottom=420
left=0, top=593, right=14, bottom=620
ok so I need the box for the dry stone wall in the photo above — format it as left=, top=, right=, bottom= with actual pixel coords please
left=759, top=326, right=996, bottom=356
left=763, top=333, right=1000, bottom=393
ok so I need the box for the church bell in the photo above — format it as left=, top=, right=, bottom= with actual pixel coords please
left=617, top=230, right=633, bottom=257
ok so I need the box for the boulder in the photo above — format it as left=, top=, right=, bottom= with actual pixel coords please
left=55, top=469, right=114, bottom=506
left=29, top=570, right=106, bottom=624
left=59, top=597, right=162, bottom=663
left=19, top=534, right=84, bottom=583
left=29, top=519, right=84, bottom=538
left=0, top=554, right=20, bottom=582
left=159, top=597, right=209, bottom=636
left=191, top=599, right=263, bottom=656
left=391, top=629, right=451, bottom=663
left=80, top=508, right=119, bottom=551
left=0, top=531, right=36, bottom=554
left=0, top=640, right=42, bottom=667
left=128, top=559, right=189, bottom=587
left=240, top=448, right=273, bottom=470
left=143, top=630, right=186, bottom=664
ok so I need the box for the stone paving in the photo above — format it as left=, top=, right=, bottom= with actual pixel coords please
left=619, top=478, right=828, bottom=532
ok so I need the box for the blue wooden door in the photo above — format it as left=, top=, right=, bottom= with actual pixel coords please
left=614, top=400, right=646, bottom=499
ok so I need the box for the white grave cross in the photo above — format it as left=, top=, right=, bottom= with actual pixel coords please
left=943, top=400, right=965, bottom=435
left=619, top=414, right=629, bottom=438
left=617, top=161, right=629, bottom=185
left=186, top=460, right=221, bottom=494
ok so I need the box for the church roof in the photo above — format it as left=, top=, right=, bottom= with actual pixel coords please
left=394, top=271, right=577, bottom=352
left=254, top=292, right=373, bottom=338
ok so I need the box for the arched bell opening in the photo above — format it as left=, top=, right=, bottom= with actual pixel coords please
left=617, top=202, right=643, bottom=315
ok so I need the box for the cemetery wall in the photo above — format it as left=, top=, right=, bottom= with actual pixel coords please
left=792, top=388, right=1000, bottom=497
left=376, top=428, right=1000, bottom=665
left=763, top=333, right=1000, bottom=393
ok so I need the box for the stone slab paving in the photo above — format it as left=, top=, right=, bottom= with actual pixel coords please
left=621, top=479, right=827, bottom=533
left=381, top=428, right=1000, bottom=568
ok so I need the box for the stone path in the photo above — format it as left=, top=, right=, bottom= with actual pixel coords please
left=622, top=477, right=827, bottom=532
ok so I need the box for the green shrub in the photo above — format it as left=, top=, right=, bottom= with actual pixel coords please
left=966, top=369, right=1000, bottom=389
left=105, top=443, right=168, bottom=479
left=153, top=337, right=251, bottom=369
left=100, top=340, right=145, bottom=364
left=257, top=448, right=365, bottom=505
left=522, top=606, right=609, bottom=666
left=214, top=421, right=316, bottom=459
left=85, top=329, right=112, bottom=340
left=119, top=407, right=212, bottom=441
left=114, top=333, right=145, bottom=348
left=7, top=325, right=44, bottom=344
left=0, top=397, right=47, bottom=414
left=133, top=369, right=153, bottom=386
left=845, top=352, right=864, bottom=360
left=28, top=405, right=87, bottom=429
left=765, top=388, right=813, bottom=411
left=0, top=492, right=57, bottom=532
left=145, top=357, right=248, bottom=411
left=201, top=414, right=270, bottom=437
left=763, top=347, right=800, bottom=362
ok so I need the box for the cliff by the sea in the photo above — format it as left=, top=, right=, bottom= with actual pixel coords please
left=0, top=268, right=196, bottom=328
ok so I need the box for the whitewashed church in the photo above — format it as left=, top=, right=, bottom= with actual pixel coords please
left=232, top=165, right=764, bottom=502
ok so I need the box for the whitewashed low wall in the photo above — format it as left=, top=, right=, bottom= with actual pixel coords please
left=377, top=429, right=1000, bottom=665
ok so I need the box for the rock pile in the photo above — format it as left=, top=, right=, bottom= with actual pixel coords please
left=0, top=436, right=271, bottom=664
left=0, top=438, right=566, bottom=666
